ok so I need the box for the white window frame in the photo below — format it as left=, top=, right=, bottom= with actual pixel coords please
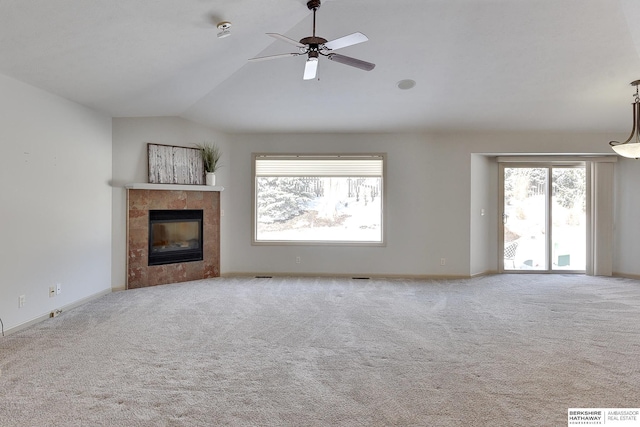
left=252, top=153, right=386, bottom=246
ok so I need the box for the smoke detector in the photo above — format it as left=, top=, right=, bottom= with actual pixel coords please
left=217, top=22, right=232, bottom=39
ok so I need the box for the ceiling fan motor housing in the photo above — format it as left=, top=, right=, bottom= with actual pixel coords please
left=300, top=36, right=328, bottom=46
left=307, top=0, right=321, bottom=10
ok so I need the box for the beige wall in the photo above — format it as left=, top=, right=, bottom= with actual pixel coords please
left=224, top=131, right=614, bottom=277
left=0, top=73, right=112, bottom=331
left=113, top=117, right=634, bottom=279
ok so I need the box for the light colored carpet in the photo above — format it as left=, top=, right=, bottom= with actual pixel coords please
left=1, top=274, right=639, bottom=426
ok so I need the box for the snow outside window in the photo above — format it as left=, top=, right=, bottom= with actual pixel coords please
left=253, top=154, right=385, bottom=245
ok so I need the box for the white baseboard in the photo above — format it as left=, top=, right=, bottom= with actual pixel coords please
left=222, top=272, right=471, bottom=280
left=471, top=270, right=498, bottom=277
left=2, top=288, right=112, bottom=337
left=612, top=272, right=640, bottom=280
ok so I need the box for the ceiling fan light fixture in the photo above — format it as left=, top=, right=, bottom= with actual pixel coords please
left=304, top=57, right=319, bottom=80
left=610, top=79, right=640, bottom=159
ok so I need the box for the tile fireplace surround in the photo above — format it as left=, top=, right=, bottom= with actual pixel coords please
left=126, top=184, right=222, bottom=289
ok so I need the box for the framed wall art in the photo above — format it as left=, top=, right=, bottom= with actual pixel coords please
left=147, top=143, right=204, bottom=185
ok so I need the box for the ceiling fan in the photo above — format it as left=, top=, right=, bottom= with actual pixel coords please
left=249, top=0, right=375, bottom=80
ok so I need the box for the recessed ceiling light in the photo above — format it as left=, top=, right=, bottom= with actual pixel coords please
left=397, top=79, right=416, bottom=90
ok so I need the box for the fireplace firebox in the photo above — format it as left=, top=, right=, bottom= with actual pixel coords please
left=148, top=210, right=203, bottom=266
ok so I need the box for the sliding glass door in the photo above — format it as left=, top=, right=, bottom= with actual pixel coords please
left=500, top=164, right=586, bottom=272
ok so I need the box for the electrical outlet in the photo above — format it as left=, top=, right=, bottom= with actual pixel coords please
left=440, top=258, right=446, bottom=266
left=56, top=283, right=62, bottom=295
left=296, top=256, right=301, bottom=264
left=221, top=209, right=225, bottom=217
left=18, top=295, right=25, bottom=308
left=49, top=286, right=56, bottom=298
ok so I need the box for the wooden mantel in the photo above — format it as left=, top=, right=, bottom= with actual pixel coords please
left=125, top=183, right=224, bottom=192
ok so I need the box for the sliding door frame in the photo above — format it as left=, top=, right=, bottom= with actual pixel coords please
left=498, top=158, right=590, bottom=274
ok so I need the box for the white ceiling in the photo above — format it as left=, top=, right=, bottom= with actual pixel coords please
left=1, top=0, right=640, bottom=134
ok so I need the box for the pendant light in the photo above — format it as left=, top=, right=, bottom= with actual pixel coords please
left=610, top=80, right=640, bottom=159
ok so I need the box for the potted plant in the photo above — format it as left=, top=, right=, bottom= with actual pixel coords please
left=197, top=143, right=222, bottom=186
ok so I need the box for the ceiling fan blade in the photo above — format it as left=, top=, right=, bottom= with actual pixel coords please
left=323, top=32, right=369, bottom=50
left=303, top=58, right=319, bottom=80
left=267, top=33, right=306, bottom=48
left=327, top=53, right=375, bottom=71
left=249, top=53, right=300, bottom=62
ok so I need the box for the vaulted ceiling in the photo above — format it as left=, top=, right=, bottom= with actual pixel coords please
left=1, top=0, right=640, bottom=134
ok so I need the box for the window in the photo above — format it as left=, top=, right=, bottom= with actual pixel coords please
left=253, top=154, right=385, bottom=244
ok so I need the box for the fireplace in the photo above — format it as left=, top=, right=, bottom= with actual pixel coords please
left=148, top=209, right=203, bottom=266
left=126, top=187, right=220, bottom=289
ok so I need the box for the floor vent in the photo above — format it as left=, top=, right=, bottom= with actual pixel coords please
left=352, top=277, right=370, bottom=280
left=255, top=276, right=273, bottom=279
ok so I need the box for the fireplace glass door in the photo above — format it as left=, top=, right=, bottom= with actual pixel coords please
left=148, top=210, right=203, bottom=266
